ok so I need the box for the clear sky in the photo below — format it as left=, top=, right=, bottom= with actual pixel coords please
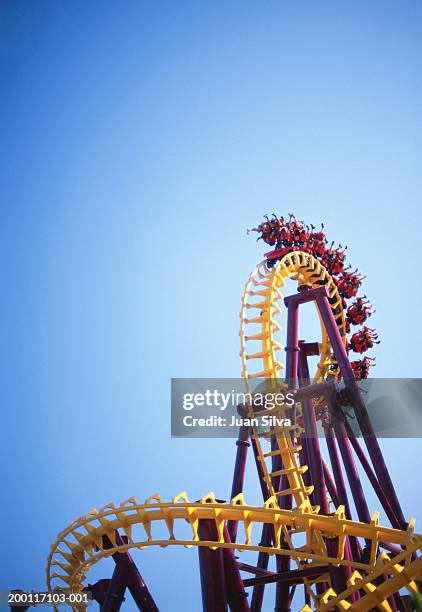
left=2, top=1, right=422, bottom=610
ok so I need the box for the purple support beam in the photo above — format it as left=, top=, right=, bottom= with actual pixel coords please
left=103, top=534, right=158, bottom=612
left=250, top=436, right=273, bottom=611
left=250, top=438, right=293, bottom=612
left=282, top=285, right=406, bottom=527
left=322, top=452, right=366, bottom=598
left=271, top=291, right=306, bottom=612
left=322, top=453, right=365, bottom=594
left=298, top=340, right=330, bottom=515
left=325, top=537, right=348, bottom=595
left=198, top=520, right=228, bottom=612
left=298, top=339, right=353, bottom=596
left=251, top=436, right=271, bottom=502
left=298, top=429, right=312, bottom=492
left=344, top=420, right=400, bottom=529
left=327, top=394, right=397, bottom=602
left=250, top=523, right=276, bottom=612
left=330, top=416, right=372, bottom=526
left=314, top=286, right=406, bottom=529
left=102, top=564, right=127, bottom=612
left=328, top=410, right=393, bottom=603
left=322, top=459, right=340, bottom=508
left=222, top=526, right=251, bottom=612
left=324, top=425, right=362, bottom=562
left=86, top=580, right=112, bottom=607
left=269, top=294, right=300, bottom=491
left=228, top=421, right=251, bottom=542
left=243, top=565, right=330, bottom=588
left=237, top=563, right=275, bottom=577
left=297, top=344, right=316, bottom=506
left=274, top=489, right=293, bottom=611
left=284, top=298, right=300, bottom=390
left=379, top=541, right=403, bottom=555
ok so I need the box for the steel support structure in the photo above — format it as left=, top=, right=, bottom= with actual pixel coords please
left=229, top=283, right=407, bottom=611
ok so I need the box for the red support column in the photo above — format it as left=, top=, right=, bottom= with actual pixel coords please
left=101, top=564, right=127, bottom=612
left=228, top=421, right=251, bottom=543
left=324, top=425, right=362, bottom=562
left=344, top=420, right=399, bottom=529
left=250, top=437, right=273, bottom=611
left=272, top=292, right=303, bottom=612
left=298, top=340, right=330, bottom=514
left=198, top=520, right=228, bottom=612
left=315, top=287, right=407, bottom=529
left=222, top=526, right=250, bottom=612
left=103, top=533, right=158, bottom=612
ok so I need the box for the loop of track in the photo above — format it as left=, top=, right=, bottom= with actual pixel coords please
left=239, top=251, right=346, bottom=385
left=239, top=252, right=347, bottom=511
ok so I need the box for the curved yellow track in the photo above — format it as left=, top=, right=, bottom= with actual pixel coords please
left=240, top=251, right=347, bottom=385
left=47, top=253, right=422, bottom=611
left=238, top=252, right=347, bottom=510
left=47, top=493, right=422, bottom=611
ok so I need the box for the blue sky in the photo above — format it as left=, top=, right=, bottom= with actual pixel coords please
left=2, top=1, right=422, bottom=609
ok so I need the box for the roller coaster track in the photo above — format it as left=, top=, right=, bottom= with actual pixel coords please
left=47, top=252, right=422, bottom=610
left=240, top=252, right=347, bottom=385
left=47, top=493, right=422, bottom=611
left=238, top=252, right=346, bottom=509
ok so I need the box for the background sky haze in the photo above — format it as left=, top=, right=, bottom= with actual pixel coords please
left=2, top=2, right=422, bottom=609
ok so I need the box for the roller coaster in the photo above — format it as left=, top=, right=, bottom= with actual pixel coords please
left=22, top=216, right=422, bottom=611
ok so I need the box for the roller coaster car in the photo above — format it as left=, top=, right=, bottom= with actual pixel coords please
left=264, top=247, right=291, bottom=268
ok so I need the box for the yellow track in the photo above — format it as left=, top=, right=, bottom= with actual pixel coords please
left=240, top=252, right=346, bottom=384
left=47, top=253, right=422, bottom=610
left=239, top=252, right=346, bottom=510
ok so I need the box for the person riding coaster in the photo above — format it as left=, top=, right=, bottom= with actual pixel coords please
left=250, top=213, right=379, bottom=378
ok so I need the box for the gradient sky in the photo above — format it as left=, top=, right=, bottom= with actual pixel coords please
left=2, top=1, right=422, bottom=610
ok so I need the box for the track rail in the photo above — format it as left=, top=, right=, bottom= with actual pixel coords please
left=47, top=493, right=422, bottom=609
